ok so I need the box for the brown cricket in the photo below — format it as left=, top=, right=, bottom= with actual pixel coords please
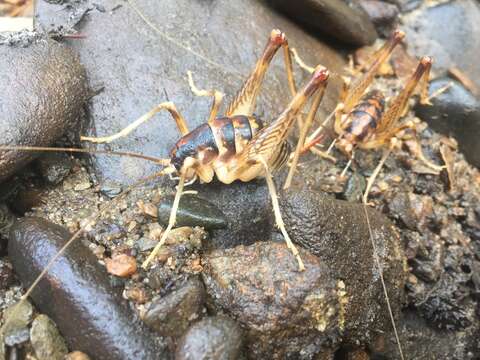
left=2, top=30, right=329, bottom=272
left=299, top=30, right=444, bottom=203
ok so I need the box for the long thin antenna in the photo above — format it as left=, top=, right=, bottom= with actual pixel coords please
left=126, top=0, right=243, bottom=81
left=362, top=204, right=405, bottom=360
left=0, top=145, right=170, bottom=166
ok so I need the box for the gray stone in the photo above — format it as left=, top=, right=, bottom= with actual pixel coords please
left=0, top=39, right=88, bottom=182
left=143, top=277, right=205, bottom=338
left=269, top=0, right=378, bottom=46
left=30, top=315, right=68, bottom=360
left=415, top=77, right=480, bottom=168
left=402, top=0, right=480, bottom=89
left=1, top=300, right=33, bottom=346
left=176, top=316, right=243, bottom=360
left=157, top=194, right=227, bottom=230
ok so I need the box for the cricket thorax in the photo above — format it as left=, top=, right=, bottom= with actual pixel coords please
left=169, top=115, right=263, bottom=171
left=341, top=90, right=385, bottom=144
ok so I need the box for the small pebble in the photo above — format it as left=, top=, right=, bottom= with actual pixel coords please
left=1, top=300, right=33, bottom=346
left=105, top=254, right=137, bottom=277
left=158, top=194, right=227, bottom=230
left=176, top=316, right=243, bottom=360
left=74, top=181, right=91, bottom=191
left=30, top=314, right=68, bottom=360
left=143, top=277, right=206, bottom=338
left=65, top=351, right=91, bottom=360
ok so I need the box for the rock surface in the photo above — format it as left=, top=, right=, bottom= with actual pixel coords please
left=0, top=39, right=88, bottom=182
left=269, top=0, right=377, bottom=46
left=202, top=241, right=341, bottom=358
left=143, top=277, right=206, bottom=338
left=36, top=0, right=345, bottom=185
left=280, top=185, right=407, bottom=345
left=8, top=217, right=171, bottom=360
left=402, top=0, right=480, bottom=89
left=415, top=77, right=480, bottom=168
left=175, top=316, right=243, bottom=360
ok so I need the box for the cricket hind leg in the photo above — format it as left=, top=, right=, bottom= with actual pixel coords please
left=342, top=30, right=405, bottom=113
left=284, top=80, right=327, bottom=189
left=258, top=157, right=305, bottom=271
left=225, top=29, right=300, bottom=118
left=81, top=101, right=190, bottom=144
left=142, top=170, right=187, bottom=269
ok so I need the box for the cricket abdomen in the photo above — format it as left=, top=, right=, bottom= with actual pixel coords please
left=169, top=115, right=263, bottom=173
left=342, top=90, right=385, bottom=143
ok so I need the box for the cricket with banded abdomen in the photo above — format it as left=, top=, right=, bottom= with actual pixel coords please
left=0, top=29, right=329, bottom=312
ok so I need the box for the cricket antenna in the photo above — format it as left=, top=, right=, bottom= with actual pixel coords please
left=0, top=145, right=171, bottom=166
left=362, top=203, right=405, bottom=360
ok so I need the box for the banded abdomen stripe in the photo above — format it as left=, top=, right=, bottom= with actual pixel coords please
left=170, top=115, right=263, bottom=171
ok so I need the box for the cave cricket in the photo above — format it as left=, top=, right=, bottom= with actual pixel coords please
left=293, top=30, right=445, bottom=203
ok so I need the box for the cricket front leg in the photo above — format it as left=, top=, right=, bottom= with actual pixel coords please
left=81, top=102, right=190, bottom=144
left=142, top=170, right=187, bottom=269
left=284, top=82, right=326, bottom=189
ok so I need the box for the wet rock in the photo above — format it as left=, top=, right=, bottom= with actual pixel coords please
left=402, top=0, right=480, bottom=89
left=387, top=191, right=433, bottom=231
left=202, top=242, right=341, bottom=358
left=0, top=204, right=15, bottom=248
left=270, top=0, right=377, bottom=46
left=30, top=314, right=68, bottom=360
left=175, top=316, right=242, bottom=360
left=34, top=153, right=73, bottom=185
left=8, top=217, right=171, bottom=360
left=158, top=194, right=227, bottom=230
left=408, top=231, right=444, bottom=283
left=280, top=185, right=406, bottom=345
left=175, top=316, right=243, bottom=360
left=1, top=300, right=33, bottom=347
left=415, top=77, right=480, bottom=168
left=0, top=39, right=88, bottom=182
left=36, top=0, right=345, bottom=185
left=372, top=310, right=479, bottom=359
left=358, top=0, right=399, bottom=35
left=417, top=293, right=471, bottom=331
left=143, top=277, right=205, bottom=338
left=194, top=180, right=272, bottom=250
